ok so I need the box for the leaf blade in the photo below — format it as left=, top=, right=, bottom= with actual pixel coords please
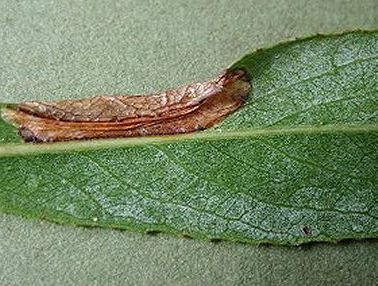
left=0, top=30, right=377, bottom=244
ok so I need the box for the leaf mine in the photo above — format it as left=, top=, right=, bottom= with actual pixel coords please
left=2, top=69, right=251, bottom=142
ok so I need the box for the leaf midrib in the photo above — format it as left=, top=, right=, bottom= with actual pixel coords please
left=0, top=123, right=376, bottom=157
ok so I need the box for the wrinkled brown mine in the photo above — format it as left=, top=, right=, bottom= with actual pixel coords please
left=2, top=69, right=251, bottom=142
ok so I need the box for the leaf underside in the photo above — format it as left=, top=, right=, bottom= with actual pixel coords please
left=0, top=31, right=377, bottom=245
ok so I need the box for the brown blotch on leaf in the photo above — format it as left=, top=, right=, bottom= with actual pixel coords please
left=209, top=238, right=223, bottom=243
left=2, top=69, right=251, bottom=143
left=145, top=230, right=161, bottom=236
left=302, top=226, right=313, bottom=236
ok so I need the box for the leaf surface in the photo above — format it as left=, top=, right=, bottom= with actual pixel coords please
left=0, top=31, right=377, bottom=244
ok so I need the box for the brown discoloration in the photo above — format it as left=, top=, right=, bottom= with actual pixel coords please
left=302, top=226, right=313, bottom=236
left=2, top=69, right=251, bottom=142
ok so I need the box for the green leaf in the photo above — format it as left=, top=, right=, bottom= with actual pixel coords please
left=0, top=31, right=377, bottom=245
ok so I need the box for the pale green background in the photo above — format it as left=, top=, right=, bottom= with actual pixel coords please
left=0, top=0, right=377, bottom=285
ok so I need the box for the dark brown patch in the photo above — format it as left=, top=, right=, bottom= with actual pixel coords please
left=210, top=238, right=222, bottom=243
left=145, top=230, right=161, bottom=236
left=18, top=127, right=42, bottom=143
left=302, top=226, right=313, bottom=236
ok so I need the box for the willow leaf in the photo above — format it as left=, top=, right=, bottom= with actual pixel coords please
left=0, top=31, right=377, bottom=245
